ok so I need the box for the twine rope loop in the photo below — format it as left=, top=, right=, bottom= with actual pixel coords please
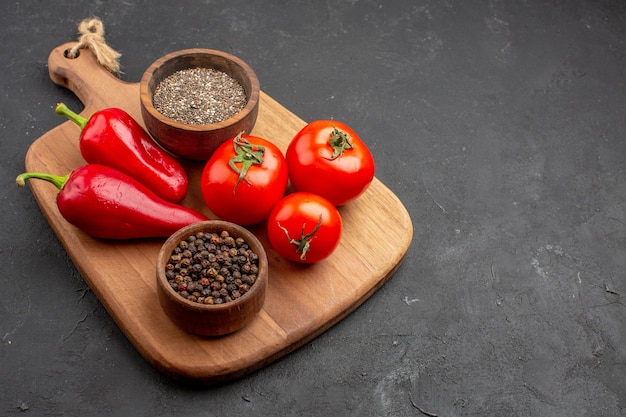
left=66, top=18, right=122, bottom=75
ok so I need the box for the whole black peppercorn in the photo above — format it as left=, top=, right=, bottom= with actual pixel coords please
left=165, top=230, right=260, bottom=305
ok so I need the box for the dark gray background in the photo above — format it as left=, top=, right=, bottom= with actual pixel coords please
left=1, top=1, right=625, bottom=416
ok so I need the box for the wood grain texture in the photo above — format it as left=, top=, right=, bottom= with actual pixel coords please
left=23, top=42, right=413, bottom=385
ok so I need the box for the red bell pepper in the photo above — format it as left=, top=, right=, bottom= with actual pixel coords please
left=16, top=164, right=207, bottom=240
left=55, top=103, right=188, bottom=203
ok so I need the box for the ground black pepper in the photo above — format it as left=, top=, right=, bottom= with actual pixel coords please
left=165, top=230, right=258, bottom=305
left=153, top=67, right=247, bottom=125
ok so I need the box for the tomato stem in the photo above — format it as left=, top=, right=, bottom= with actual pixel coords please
left=327, top=127, right=353, bottom=160
left=228, top=132, right=265, bottom=192
left=278, top=215, right=323, bottom=261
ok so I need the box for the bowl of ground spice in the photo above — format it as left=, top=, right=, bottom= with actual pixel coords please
left=156, top=220, right=268, bottom=336
left=140, top=49, right=260, bottom=161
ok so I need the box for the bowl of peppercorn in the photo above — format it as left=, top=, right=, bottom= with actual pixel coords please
left=140, top=48, right=260, bottom=161
left=156, top=220, right=268, bottom=337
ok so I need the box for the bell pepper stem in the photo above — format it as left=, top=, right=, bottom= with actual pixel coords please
left=55, top=102, right=88, bottom=130
left=16, top=171, right=70, bottom=190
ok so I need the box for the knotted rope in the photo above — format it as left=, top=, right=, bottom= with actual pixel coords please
left=66, top=17, right=122, bottom=75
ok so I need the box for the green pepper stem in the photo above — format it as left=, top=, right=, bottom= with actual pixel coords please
left=16, top=171, right=70, bottom=190
left=55, top=102, right=88, bottom=130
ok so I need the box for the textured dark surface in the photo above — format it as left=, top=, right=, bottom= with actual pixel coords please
left=1, top=1, right=625, bottom=416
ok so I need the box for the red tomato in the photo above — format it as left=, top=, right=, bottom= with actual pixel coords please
left=267, top=192, right=342, bottom=263
left=286, top=120, right=375, bottom=206
left=200, top=133, right=288, bottom=225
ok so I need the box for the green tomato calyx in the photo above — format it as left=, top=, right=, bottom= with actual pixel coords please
left=327, top=127, right=353, bottom=160
left=228, top=133, right=265, bottom=193
left=278, top=215, right=323, bottom=261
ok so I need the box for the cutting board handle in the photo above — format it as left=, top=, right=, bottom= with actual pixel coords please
left=48, top=42, right=137, bottom=114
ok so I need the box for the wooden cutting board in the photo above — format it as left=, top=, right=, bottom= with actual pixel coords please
left=23, top=42, right=413, bottom=385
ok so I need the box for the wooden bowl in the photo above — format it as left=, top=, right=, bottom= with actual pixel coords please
left=156, top=220, right=268, bottom=337
left=140, top=49, right=260, bottom=161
